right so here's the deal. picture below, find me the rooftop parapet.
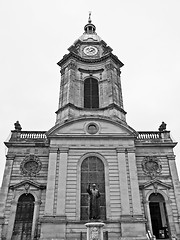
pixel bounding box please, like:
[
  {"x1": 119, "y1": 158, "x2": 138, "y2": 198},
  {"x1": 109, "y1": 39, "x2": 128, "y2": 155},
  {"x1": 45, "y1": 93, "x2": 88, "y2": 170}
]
[
  {"x1": 6, "y1": 131, "x2": 47, "y2": 145},
  {"x1": 136, "y1": 131, "x2": 173, "y2": 143}
]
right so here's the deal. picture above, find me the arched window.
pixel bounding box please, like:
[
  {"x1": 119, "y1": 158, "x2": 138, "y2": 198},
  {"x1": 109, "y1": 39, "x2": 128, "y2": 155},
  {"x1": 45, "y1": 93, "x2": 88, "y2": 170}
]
[
  {"x1": 84, "y1": 78, "x2": 99, "y2": 108},
  {"x1": 12, "y1": 194, "x2": 35, "y2": 240},
  {"x1": 81, "y1": 156, "x2": 106, "y2": 220},
  {"x1": 149, "y1": 193, "x2": 169, "y2": 239}
]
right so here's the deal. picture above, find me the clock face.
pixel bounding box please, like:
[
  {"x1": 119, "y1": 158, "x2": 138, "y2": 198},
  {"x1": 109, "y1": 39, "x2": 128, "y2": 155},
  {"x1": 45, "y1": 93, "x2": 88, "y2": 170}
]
[{"x1": 83, "y1": 46, "x2": 98, "y2": 56}]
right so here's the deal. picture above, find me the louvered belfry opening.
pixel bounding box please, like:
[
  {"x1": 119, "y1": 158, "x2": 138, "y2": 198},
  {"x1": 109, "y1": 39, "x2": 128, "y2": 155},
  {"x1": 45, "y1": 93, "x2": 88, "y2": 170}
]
[
  {"x1": 84, "y1": 78, "x2": 99, "y2": 109},
  {"x1": 80, "y1": 156, "x2": 106, "y2": 220},
  {"x1": 12, "y1": 194, "x2": 35, "y2": 240}
]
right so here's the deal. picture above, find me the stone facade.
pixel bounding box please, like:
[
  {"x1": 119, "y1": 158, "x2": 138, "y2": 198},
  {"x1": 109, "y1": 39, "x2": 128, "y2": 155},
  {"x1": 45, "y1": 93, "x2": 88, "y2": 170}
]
[{"x1": 0, "y1": 17, "x2": 180, "y2": 240}]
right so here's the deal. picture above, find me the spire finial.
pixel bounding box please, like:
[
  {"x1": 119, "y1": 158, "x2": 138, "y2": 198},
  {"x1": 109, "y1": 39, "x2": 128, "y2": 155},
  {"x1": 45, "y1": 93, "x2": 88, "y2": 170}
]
[{"x1": 88, "y1": 11, "x2": 92, "y2": 23}]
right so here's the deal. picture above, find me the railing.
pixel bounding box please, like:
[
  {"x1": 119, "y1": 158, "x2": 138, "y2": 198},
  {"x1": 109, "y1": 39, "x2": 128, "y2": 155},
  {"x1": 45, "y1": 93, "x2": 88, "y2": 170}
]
[
  {"x1": 9, "y1": 131, "x2": 47, "y2": 142},
  {"x1": 137, "y1": 131, "x2": 171, "y2": 142},
  {"x1": 137, "y1": 131, "x2": 160, "y2": 140},
  {"x1": 20, "y1": 131, "x2": 47, "y2": 139}
]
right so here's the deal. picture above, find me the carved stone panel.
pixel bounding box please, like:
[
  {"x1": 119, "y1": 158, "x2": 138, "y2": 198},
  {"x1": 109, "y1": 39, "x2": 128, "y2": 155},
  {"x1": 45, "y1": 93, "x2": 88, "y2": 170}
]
[
  {"x1": 142, "y1": 156, "x2": 162, "y2": 178},
  {"x1": 20, "y1": 155, "x2": 42, "y2": 177}
]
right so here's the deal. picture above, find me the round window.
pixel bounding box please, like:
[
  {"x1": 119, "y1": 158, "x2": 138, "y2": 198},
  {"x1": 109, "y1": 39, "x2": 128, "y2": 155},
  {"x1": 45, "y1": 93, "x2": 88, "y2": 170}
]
[{"x1": 87, "y1": 123, "x2": 98, "y2": 134}]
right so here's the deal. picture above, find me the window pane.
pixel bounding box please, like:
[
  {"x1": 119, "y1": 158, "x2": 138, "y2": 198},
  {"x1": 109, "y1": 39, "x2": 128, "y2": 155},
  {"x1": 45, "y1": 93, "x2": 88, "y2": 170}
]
[
  {"x1": 81, "y1": 206, "x2": 88, "y2": 220},
  {"x1": 97, "y1": 160, "x2": 103, "y2": 170},
  {"x1": 98, "y1": 183, "x2": 105, "y2": 193},
  {"x1": 89, "y1": 161, "x2": 96, "y2": 171},
  {"x1": 89, "y1": 172, "x2": 97, "y2": 183},
  {"x1": 81, "y1": 172, "x2": 88, "y2": 183},
  {"x1": 97, "y1": 172, "x2": 105, "y2": 182},
  {"x1": 81, "y1": 184, "x2": 88, "y2": 193},
  {"x1": 100, "y1": 194, "x2": 106, "y2": 206},
  {"x1": 81, "y1": 160, "x2": 88, "y2": 171},
  {"x1": 81, "y1": 194, "x2": 88, "y2": 206}
]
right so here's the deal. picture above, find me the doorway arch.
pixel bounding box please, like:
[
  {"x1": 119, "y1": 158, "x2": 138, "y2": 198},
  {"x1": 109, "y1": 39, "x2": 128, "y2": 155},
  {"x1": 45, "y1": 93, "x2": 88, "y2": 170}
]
[
  {"x1": 12, "y1": 193, "x2": 35, "y2": 240},
  {"x1": 149, "y1": 193, "x2": 169, "y2": 239}
]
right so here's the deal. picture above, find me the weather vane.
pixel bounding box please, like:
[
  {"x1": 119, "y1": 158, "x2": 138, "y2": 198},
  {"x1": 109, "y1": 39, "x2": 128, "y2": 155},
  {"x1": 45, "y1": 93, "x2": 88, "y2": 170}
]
[{"x1": 88, "y1": 11, "x2": 92, "y2": 23}]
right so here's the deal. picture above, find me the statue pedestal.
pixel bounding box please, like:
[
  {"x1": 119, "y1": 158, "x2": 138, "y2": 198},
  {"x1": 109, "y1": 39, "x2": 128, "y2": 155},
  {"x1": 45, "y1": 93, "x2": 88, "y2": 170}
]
[{"x1": 85, "y1": 222, "x2": 105, "y2": 240}]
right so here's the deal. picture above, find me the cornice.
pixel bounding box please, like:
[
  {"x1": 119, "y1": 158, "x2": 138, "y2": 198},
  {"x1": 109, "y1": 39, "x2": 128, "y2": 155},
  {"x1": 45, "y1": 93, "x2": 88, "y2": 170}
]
[
  {"x1": 9, "y1": 179, "x2": 46, "y2": 190},
  {"x1": 139, "y1": 179, "x2": 172, "y2": 190},
  {"x1": 57, "y1": 52, "x2": 124, "y2": 67},
  {"x1": 135, "y1": 142, "x2": 177, "y2": 148},
  {"x1": 56, "y1": 102, "x2": 127, "y2": 115},
  {"x1": 4, "y1": 141, "x2": 49, "y2": 148}
]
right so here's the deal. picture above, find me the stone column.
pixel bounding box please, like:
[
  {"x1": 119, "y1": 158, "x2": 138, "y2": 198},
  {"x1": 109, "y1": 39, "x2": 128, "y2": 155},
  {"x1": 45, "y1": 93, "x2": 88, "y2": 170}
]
[
  {"x1": 127, "y1": 148, "x2": 142, "y2": 215},
  {"x1": 85, "y1": 222, "x2": 105, "y2": 240},
  {"x1": 56, "y1": 148, "x2": 68, "y2": 217},
  {"x1": 0, "y1": 154, "x2": 14, "y2": 238},
  {"x1": 44, "y1": 148, "x2": 58, "y2": 215},
  {"x1": 116, "y1": 148, "x2": 130, "y2": 215}
]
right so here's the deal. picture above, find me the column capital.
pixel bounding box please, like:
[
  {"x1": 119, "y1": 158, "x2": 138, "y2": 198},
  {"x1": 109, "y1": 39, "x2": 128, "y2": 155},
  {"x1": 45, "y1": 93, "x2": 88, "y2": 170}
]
[
  {"x1": 167, "y1": 154, "x2": 176, "y2": 160},
  {"x1": 6, "y1": 154, "x2": 16, "y2": 160},
  {"x1": 116, "y1": 148, "x2": 125, "y2": 153},
  {"x1": 49, "y1": 147, "x2": 59, "y2": 153},
  {"x1": 58, "y1": 147, "x2": 69, "y2": 153},
  {"x1": 126, "y1": 147, "x2": 136, "y2": 153}
]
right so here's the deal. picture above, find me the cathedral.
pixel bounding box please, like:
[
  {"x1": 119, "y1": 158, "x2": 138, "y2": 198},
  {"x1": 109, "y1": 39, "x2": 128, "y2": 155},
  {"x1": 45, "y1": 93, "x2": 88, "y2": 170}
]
[{"x1": 0, "y1": 16, "x2": 180, "y2": 240}]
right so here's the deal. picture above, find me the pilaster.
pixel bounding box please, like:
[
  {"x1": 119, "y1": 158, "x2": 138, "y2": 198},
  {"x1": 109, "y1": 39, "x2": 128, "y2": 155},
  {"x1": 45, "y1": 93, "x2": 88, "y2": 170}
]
[
  {"x1": 0, "y1": 154, "x2": 15, "y2": 218},
  {"x1": 167, "y1": 155, "x2": 180, "y2": 226},
  {"x1": 116, "y1": 148, "x2": 130, "y2": 215},
  {"x1": 56, "y1": 148, "x2": 69, "y2": 217},
  {"x1": 105, "y1": 61, "x2": 114, "y2": 105},
  {"x1": 44, "y1": 148, "x2": 58, "y2": 215},
  {"x1": 127, "y1": 148, "x2": 142, "y2": 216}
]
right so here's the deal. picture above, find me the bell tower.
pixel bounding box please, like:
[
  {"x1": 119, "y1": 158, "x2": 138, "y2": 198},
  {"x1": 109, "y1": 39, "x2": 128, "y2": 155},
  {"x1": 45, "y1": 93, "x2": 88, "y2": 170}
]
[{"x1": 56, "y1": 14, "x2": 126, "y2": 124}]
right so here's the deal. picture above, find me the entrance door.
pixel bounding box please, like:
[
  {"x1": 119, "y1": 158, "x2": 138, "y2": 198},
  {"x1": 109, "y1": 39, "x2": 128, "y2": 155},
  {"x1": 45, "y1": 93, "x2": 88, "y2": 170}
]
[
  {"x1": 12, "y1": 194, "x2": 35, "y2": 240},
  {"x1": 149, "y1": 193, "x2": 169, "y2": 239}
]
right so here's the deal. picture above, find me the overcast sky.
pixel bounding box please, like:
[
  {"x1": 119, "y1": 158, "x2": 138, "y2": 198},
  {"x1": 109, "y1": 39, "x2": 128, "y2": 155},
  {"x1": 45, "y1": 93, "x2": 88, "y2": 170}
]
[{"x1": 0, "y1": 0, "x2": 180, "y2": 184}]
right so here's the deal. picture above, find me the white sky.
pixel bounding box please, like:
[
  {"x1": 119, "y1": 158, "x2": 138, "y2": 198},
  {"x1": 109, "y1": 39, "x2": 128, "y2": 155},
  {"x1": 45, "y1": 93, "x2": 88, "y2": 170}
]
[{"x1": 0, "y1": 0, "x2": 180, "y2": 184}]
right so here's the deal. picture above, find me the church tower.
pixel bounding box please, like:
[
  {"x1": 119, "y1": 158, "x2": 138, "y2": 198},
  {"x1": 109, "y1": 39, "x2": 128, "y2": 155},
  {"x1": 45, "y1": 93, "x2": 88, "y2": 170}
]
[
  {"x1": 56, "y1": 14, "x2": 126, "y2": 125},
  {"x1": 0, "y1": 16, "x2": 180, "y2": 240}
]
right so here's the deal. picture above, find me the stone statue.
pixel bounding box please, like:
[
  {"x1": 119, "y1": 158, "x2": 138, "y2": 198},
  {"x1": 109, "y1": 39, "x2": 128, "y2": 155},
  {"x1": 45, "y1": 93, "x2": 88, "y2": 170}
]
[
  {"x1": 87, "y1": 184, "x2": 101, "y2": 220},
  {"x1": 14, "y1": 121, "x2": 22, "y2": 131},
  {"x1": 158, "y1": 122, "x2": 166, "y2": 132}
]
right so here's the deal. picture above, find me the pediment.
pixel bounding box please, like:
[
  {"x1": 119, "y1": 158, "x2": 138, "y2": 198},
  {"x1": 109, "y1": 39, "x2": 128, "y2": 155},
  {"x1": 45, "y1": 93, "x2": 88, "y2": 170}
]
[
  {"x1": 46, "y1": 117, "x2": 137, "y2": 138},
  {"x1": 9, "y1": 180, "x2": 46, "y2": 190},
  {"x1": 139, "y1": 179, "x2": 172, "y2": 190}
]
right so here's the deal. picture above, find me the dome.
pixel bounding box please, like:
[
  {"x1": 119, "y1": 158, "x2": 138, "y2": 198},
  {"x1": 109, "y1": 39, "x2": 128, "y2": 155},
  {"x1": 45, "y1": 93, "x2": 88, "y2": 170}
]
[
  {"x1": 79, "y1": 33, "x2": 102, "y2": 42},
  {"x1": 78, "y1": 13, "x2": 102, "y2": 43}
]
